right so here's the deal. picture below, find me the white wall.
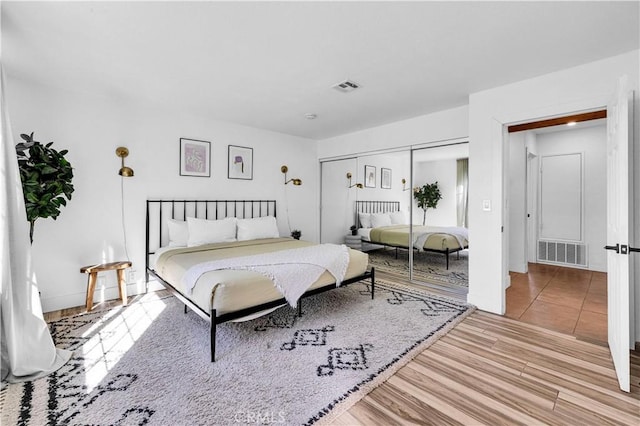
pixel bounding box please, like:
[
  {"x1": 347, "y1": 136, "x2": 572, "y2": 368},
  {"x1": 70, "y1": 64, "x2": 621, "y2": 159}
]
[
  {"x1": 508, "y1": 132, "x2": 527, "y2": 273},
  {"x1": 536, "y1": 125, "x2": 607, "y2": 272},
  {"x1": 413, "y1": 159, "x2": 457, "y2": 226},
  {"x1": 6, "y1": 76, "x2": 318, "y2": 313},
  {"x1": 318, "y1": 106, "x2": 469, "y2": 159},
  {"x1": 526, "y1": 133, "x2": 539, "y2": 263},
  {"x1": 468, "y1": 50, "x2": 639, "y2": 342}
]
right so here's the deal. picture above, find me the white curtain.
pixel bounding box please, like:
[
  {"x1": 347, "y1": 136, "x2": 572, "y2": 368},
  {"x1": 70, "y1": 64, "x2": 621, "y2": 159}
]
[
  {"x1": 0, "y1": 66, "x2": 72, "y2": 383},
  {"x1": 456, "y1": 158, "x2": 469, "y2": 228}
]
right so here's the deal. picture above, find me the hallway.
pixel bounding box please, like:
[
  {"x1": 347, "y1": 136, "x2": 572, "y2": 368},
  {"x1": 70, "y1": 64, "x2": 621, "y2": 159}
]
[{"x1": 506, "y1": 263, "x2": 607, "y2": 344}]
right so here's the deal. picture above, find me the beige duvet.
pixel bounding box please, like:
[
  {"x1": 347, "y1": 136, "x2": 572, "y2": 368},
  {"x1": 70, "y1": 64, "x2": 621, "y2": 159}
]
[
  {"x1": 369, "y1": 225, "x2": 468, "y2": 252},
  {"x1": 153, "y1": 238, "x2": 369, "y2": 317}
]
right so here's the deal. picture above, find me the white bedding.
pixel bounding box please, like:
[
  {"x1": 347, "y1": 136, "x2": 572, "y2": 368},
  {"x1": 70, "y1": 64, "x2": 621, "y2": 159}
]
[
  {"x1": 181, "y1": 244, "x2": 350, "y2": 307},
  {"x1": 357, "y1": 228, "x2": 371, "y2": 241},
  {"x1": 151, "y1": 238, "x2": 369, "y2": 317},
  {"x1": 412, "y1": 226, "x2": 468, "y2": 251}
]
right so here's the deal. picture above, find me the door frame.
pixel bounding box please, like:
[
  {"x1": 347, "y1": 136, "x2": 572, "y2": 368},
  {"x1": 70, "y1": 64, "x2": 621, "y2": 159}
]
[
  {"x1": 497, "y1": 94, "x2": 612, "y2": 314},
  {"x1": 499, "y1": 93, "x2": 636, "y2": 392}
]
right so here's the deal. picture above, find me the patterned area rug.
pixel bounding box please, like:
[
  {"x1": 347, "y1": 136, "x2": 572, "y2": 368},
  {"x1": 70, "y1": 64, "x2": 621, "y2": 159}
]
[
  {"x1": 1, "y1": 280, "x2": 473, "y2": 426},
  {"x1": 368, "y1": 248, "x2": 469, "y2": 289}
]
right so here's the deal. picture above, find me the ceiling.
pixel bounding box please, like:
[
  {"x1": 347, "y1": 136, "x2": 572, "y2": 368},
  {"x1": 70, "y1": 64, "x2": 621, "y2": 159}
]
[{"x1": 2, "y1": 1, "x2": 638, "y2": 140}]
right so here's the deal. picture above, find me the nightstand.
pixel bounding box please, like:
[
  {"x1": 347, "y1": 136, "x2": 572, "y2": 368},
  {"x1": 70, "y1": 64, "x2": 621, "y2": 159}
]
[{"x1": 344, "y1": 234, "x2": 362, "y2": 250}]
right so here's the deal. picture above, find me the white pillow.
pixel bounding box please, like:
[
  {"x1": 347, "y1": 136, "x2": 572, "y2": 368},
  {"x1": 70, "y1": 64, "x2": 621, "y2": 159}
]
[
  {"x1": 237, "y1": 216, "x2": 280, "y2": 241},
  {"x1": 389, "y1": 211, "x2": 406, "y2": 225},
  {"x1": 358, "y1": 213, "x2": 372, "y2": 229},
  {"x1": 186, "y1": 217, "x2": 237, "y2": 247},
  {"x1": 370, "y1": 213, "x2": 392, "y2": 228},
  {"x1": 167, "y1": 219, "x2": 189, "y2": 247}
]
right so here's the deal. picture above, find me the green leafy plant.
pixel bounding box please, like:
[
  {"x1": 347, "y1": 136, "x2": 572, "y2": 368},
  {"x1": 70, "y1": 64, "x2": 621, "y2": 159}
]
[
  {"x1": 15, "y1": 132, "x2": 74, "y2": 244},
  {"x1": 413, "y1": 181, "x2": 442, "y2": 225},
  {"x1": 291, "y1": 229, "x2": 302, "y2": 240}
]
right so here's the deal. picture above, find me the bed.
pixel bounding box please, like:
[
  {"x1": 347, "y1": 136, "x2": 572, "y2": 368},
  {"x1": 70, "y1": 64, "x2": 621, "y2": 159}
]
[
  {"x1": 145, "y1": 200, "x2": 375, "y2": 361},
  {"x1": 355, "y1": 200, "x2": 468, "y2": 269}
]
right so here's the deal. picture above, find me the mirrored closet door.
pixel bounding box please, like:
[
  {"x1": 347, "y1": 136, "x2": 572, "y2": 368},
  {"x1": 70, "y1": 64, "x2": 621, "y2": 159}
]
[
  {"x1": 410, "y1": 142, "x2": 469, "y2": 294},
  {"x1": 320, "y1": 150, "x2": 412, "y2": 278}
]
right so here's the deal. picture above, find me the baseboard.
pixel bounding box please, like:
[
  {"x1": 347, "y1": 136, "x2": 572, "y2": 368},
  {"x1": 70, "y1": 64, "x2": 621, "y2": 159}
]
[{"x1": 41, "y1": 281, "x2": 161, "y2": 313}]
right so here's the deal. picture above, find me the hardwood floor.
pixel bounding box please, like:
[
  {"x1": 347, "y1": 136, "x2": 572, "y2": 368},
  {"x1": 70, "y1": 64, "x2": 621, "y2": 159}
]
[
  {"x1": 43, "y1": 273, "x2": 639, "y2": 425},
  {"x1": 334, "y1": 310, "x2": 640, "y2": 425}
]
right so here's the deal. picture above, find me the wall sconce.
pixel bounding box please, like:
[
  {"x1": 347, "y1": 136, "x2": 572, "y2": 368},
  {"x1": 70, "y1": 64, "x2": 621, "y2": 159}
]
[
  {"x1": 347, "y1": 172, "x2": 363, "y2": 189},
  {"x1": 402, "y1": 178, "x2": 410, "y2": 191},
  {"x1": 281, "y1": 165, "x2": 302, "y2": 185},
  {"x1": 116, "y1": 147, "x2": 134, "y2": 177}
]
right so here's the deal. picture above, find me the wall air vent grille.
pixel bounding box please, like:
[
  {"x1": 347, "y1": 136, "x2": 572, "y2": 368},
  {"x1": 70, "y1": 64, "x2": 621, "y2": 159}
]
[
  {"x1": 332, "y1": 80, "x2": 360, "y2": 93},
  {"x1": 537, "y1": 240, "x2": 587, "y2": 268}
]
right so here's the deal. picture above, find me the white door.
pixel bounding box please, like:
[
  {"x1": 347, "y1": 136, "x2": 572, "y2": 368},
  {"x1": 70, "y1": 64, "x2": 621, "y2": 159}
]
[
  {"x1": 605, "y1": 75, "x2": 632, "y2": 392},
  {"x1": 320, "y1": 158, "x2": 357, "y2": 244}
]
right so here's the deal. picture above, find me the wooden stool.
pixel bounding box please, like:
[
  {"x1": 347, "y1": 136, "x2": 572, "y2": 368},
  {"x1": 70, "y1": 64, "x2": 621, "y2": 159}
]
[{"x1": 80, "y1": 261, "x2": 132, "y2": 311}]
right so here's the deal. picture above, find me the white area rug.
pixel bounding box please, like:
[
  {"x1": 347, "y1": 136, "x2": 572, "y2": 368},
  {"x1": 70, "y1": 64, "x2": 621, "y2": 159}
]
[{"x1": 1, "y1": 280, "x2": 473, "y2": 425}]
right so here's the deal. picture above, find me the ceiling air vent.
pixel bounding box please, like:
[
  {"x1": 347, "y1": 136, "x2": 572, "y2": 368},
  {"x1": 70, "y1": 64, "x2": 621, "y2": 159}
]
[{"x1": 332, "y1": 79, "x2": 360, "y2": 93}]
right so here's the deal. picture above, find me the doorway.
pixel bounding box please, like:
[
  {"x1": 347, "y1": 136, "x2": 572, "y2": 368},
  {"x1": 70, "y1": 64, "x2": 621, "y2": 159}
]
[{"x1": 505, "y1": 118, "x2": 608, "y2": 342}]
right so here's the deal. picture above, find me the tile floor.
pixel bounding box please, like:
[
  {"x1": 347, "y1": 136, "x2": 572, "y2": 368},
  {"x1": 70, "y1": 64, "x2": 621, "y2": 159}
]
[{"x1": 506, "y1": 262, "x2": 607, "y2": 343}]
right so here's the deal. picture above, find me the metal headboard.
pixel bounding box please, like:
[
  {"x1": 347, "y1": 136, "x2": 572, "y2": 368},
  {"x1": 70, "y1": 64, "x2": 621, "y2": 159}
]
[
  {"x1": 355, "y1": 200, "x2": 400, "y2": 227},
  {"x1": 145, "y1": 199, "x2": 277, "y2": 271}
]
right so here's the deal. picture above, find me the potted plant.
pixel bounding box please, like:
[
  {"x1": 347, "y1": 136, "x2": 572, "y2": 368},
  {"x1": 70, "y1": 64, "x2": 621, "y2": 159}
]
[
  {"x1": 350, "y1": 225, "x2": 358, "y2": 236},
  {"x1": 413, "y1": 181, "x2": 442, "y2": 226},
  {"x1": 15, "y1": 132, "x2": 74, "y2": 243},
  {"x1": 291, "y1": 229, "x2": 302, "y2": 240}
]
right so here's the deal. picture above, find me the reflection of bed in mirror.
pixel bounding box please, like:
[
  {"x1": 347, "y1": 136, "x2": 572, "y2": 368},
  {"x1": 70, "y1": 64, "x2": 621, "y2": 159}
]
[{"x1": 355, "y1": 200, "x2": 468, "y2": 269}]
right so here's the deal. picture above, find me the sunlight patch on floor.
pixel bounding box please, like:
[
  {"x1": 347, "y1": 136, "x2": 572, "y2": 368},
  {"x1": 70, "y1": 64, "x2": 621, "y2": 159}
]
[{"x1": 81, "y1": 293, "x2": 167, "y2": 392}]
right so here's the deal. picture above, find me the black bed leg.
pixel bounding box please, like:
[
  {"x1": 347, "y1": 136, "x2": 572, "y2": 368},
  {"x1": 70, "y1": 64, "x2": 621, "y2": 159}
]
[
  {"x1": 371, "y1": 267, "x2": 375, "y2": 299},
  {"x1": 184, "y1": 304, "x2": 188, "y2": 314},
  {"x1": 210, "y1": 308, "x2": 217, "y2": 362},
  {"x1": 446, "y1": 250, "x2": 450, "y2": 270}
]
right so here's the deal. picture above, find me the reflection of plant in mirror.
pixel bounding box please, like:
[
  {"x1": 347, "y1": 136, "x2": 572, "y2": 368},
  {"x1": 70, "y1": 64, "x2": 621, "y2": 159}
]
[{"x1": 413, "y1": 182, "x2": 442, "y2": 225}]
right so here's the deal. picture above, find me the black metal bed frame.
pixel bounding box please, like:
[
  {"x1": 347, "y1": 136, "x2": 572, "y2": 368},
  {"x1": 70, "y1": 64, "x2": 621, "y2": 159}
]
[
  {"x1": 355, "y1": 200, "x2": 467, "y2": 269},
  {"x1": 145, "y1": 199, "x2": 375, "y2": 362}
]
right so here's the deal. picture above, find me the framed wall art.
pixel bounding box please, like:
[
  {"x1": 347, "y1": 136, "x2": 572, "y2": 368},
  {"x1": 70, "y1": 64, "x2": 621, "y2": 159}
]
[
  {"x1": 180, "y1": 138, "x2": 211, "y2": 177},
  {"x1": 228, "y1": 145, "x2": 253, "y2": 180},
  {"x1": 364, "y1": 165, "x2": 376, "y2": 188},
  {"x1": 381, "y1": 168, "x2": 392, "y2": 189}
]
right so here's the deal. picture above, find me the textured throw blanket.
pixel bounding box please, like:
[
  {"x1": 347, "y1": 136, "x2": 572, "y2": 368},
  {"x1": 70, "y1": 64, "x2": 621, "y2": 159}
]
[
  {"x1": 413, "y1": 226, "x2": 468, "y2": 251},
  {"x1": 181, "y1": 244, "x2": 350, "y2": 307}
]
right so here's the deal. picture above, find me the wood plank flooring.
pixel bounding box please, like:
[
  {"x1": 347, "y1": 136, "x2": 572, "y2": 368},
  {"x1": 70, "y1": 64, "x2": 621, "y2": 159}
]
[{"x1": 333, "y1": 309, "x2": 640, "y2": 425}]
